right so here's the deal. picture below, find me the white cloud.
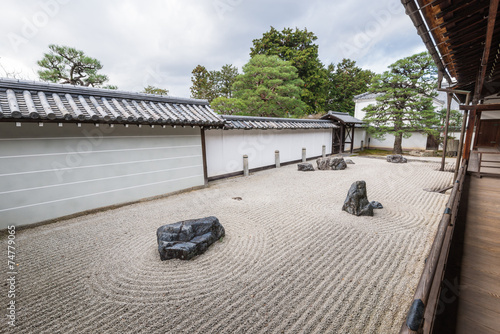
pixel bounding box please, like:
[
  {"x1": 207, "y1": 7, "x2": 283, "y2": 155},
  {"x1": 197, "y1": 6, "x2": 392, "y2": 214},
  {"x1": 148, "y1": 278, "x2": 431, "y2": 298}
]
[{"x1": 0, "y1": 0, "x2": 426, "y2": 97}]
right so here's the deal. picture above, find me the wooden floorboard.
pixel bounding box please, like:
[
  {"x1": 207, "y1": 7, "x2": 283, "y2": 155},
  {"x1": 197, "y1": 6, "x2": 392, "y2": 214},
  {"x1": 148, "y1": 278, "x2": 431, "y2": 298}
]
[{"x1": 455, "y1": 176, "x2": 500, "y2": 332}]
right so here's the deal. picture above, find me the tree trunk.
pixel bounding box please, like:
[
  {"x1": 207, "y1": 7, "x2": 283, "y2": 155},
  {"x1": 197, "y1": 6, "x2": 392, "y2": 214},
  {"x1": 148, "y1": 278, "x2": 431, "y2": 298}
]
[{"x1": 393, "y1": 133, "x2": 403, "y2": 154}]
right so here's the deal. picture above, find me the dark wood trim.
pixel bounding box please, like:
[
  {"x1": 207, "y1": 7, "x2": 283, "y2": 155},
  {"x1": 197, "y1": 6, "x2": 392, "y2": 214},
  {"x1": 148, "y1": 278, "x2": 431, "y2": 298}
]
[
  {"x1": 460, "y1": 103, "x2": 500, "y2": 111},
  {"x1": 200, "y1": 127, "x2": 208, "y2": 185}
]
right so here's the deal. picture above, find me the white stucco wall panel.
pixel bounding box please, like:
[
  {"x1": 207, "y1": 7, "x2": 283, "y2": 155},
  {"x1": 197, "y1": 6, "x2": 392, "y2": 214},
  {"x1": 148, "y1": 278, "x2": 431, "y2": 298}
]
[
  {"x1": 0, "y1": 123, "x2": 204, "y2": 228},
  {"x1": 206, "y1": 129, "x2": 333, "y2": 177}
]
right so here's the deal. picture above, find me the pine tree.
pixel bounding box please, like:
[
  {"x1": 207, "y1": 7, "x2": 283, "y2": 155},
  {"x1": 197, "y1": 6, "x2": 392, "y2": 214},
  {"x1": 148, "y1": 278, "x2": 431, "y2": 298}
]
[{"x1": 363, "y1": 52, "x2": 439, "y2": 154}]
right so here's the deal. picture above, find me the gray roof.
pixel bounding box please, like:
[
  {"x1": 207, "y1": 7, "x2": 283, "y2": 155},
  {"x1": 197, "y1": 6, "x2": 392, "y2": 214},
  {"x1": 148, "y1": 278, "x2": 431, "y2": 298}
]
[
  {"x1": 353, "y1": 92, "x2": 383, "y2": 100},
  {"x1": 0, "y1": 78, "x2": 224, "y2": 127},
  {"x1": 222, "y1": 115, "x2": 338, "y2": 130},
  {"x1": 320, "y1": 111, "x2": 364, "y2": 125}
]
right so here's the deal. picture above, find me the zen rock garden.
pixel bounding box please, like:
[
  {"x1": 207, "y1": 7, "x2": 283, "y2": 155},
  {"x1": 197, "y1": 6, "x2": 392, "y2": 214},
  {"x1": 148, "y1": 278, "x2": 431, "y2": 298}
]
[
  {"x1": 157, "y1": 216, "x2": 225, "y2": 260},
  {"x1": 387, "y1": 154, "x2": 407, "y2": 163},
  {"x1": 342, "y1": 181, "x2": 383, "y2": 216},
  {"x1": 316, "y1": 157, "x2": 347, "y2": 170}
]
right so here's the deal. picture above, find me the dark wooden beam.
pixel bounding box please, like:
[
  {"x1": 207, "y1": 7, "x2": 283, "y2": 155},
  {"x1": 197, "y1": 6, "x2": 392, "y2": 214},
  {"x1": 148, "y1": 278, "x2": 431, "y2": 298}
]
[
  {"x1": 472, "y1": 0, "x2": 499, "y2": 103},
  {"x1": 460, "y1": 103, "x2": 500, "y2": 111}
]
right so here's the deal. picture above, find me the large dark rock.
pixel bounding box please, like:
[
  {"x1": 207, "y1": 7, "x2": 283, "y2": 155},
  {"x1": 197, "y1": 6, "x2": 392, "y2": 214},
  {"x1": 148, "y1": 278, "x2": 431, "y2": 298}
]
[
  {"x1": 387, "y1": 155, "x2": 407, "y2": 163},
  {"x1": 342, "y1": 181, "x2": 374, "y2": 216},
  {"x1": 297, "y1": 163, "x2": 315, "y2": 171},
  {"x1": 316, "y1": 157, "x2": 347, "y2": 170},
  {"x1": 157, "y1": 216, "x2": 225, "y2": 260}
]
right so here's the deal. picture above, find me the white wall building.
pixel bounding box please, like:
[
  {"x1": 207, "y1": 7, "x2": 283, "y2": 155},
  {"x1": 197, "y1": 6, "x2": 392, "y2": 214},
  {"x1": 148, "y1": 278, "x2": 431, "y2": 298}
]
[{"x1": 352, "y1": 92, "x2": 454, "y2": 151}]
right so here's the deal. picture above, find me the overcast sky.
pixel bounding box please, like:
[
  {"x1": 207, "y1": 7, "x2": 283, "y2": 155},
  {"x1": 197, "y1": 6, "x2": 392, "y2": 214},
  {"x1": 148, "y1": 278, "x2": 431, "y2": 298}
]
[{"x1": 1, "y1": 0, "x2": 426, "y2": 97}]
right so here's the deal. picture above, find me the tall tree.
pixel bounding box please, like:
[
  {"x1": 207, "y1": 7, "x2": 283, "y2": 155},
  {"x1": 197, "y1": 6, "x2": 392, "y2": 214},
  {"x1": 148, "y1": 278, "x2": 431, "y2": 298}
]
[
  {"x1": 37, "y1": 44, "x2": 116, "y2": 89},
  {"x1": 142, "y1": 85, "x2": 169, "y2": 96},
  {"x1": 363, "y1": 52, "x2": 439, "y2": 154},
  {"x1": 211, "y1": 55, "x2": 307, "y2": 117},
  {"x1": 190, "y1": 65, "x2": 214, "y2": 101},
  {"x1": 218, "y1": 64, "x2": 238, "y2": 98},
  {"x1": 250, "y1": 27, "x2": 328, "y2": 114},
  {"x1": 326, "y1": 59, "x2": 375, "y2": 115},
  {"x1": 190, "y1": 64, "x2": 238, "y2": 102}
]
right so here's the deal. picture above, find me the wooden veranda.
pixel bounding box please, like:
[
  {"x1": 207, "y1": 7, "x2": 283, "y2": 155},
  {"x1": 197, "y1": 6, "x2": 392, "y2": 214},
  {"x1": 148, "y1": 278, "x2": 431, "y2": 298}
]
[{"x1": 401, "y1": 0, "x2": 500, "y2": 333}]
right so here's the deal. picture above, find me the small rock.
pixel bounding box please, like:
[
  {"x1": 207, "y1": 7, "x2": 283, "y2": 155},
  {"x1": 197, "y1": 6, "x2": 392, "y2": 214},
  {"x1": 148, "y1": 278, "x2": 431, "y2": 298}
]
[
  {"x1": 370, "y1": 201, "x2": 383, "y2": 209},
  {"x1": 387, "y1": 155, "x2": 407, "y2": 163},
  {"x1": 297, "y1": 163, "x2": 315, "y2": 171},
  {"x1": 342, "y1": 181, "x2": 374, "y2": 216},
  {"x1": 232, "y1": 197, "x2": 242, "y2": 201},
  {"x1": 345, "y1": 159, "x2": 355, "y2": 164},
  {"x1": 316, "y1": 157, "x2": 347, "y2": 170}
]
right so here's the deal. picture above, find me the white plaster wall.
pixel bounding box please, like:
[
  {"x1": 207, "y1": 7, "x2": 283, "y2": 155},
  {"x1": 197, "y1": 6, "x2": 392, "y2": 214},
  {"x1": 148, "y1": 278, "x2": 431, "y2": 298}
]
[
  {"x1": 365, "y1": 132, "x2": 428, "y2": 150},
  {"x1": 205, "y1": 129, "x2": 333, "y2": 177},
  {"x1": 354, "y1": 99, "x2": 374, "y2": 121},
  {"x1": 0, "y1": 123, "x2": 204, "y2": 228}
]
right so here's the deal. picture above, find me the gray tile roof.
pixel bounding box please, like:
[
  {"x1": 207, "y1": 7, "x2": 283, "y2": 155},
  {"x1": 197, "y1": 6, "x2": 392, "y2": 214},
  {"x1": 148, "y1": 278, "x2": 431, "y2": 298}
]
[
  {"x1": 321, "y1": 111, "x2": 364, "y2": 125},
  {"x1": 353, "y1": 92, "x2": 383, "y2": 100},
  {"x1": 222, "y1": 115, "x2": 338, "y2": 130},
  {"x1": 0, "y1": 78, "x2": 224, "y2": 127}
]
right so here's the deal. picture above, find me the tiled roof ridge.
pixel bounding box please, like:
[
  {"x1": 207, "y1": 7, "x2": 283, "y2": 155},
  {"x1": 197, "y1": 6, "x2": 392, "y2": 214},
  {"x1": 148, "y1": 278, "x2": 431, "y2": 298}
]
[{"x1": 0, "y1": 77, "x2": 208, "y2": 105}]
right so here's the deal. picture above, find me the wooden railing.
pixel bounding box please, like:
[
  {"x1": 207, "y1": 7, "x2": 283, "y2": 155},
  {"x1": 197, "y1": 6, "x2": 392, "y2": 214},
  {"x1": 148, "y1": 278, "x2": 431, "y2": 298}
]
[
  {"x1": 477, "y1": 149, "x2": 500, "y2": 177},
  {"x1": 400, "y1": 159, "x2": 468, "y2": 333}
]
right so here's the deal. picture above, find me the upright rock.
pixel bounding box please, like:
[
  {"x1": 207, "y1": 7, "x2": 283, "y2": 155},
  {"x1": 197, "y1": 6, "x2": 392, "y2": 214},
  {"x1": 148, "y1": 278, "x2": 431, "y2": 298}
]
[
  {"x1": 342, "y1": 181, "x2": 374, "y2": 216},
  {"x1": 157, "y1": 216, "x2": 225, "y2": 260},
  {"x1": 387, "y1": 155, "x2": 407, "y2": 163},
  {"x1": 316, "y1": 157, "x2": 347, "y2": 170}
]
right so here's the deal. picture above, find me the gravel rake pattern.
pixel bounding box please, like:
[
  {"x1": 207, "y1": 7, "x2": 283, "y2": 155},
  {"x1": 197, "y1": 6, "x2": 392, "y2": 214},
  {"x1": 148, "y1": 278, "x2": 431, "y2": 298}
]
[{"x1": 3, "y1": 158, "x2": 453, "y2": 333}]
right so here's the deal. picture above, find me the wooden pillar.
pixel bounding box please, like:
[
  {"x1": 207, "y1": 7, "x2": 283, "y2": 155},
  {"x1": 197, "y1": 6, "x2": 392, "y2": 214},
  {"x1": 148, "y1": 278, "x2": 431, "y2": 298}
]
[
  {"x1": 440, "y1": 93, "x2": 452, "y2": 171},
  {"x1": 463, "y1": 108, "x2": 477, "y2": 160},
  {"x1": 340, "y1": 124, "x2": 345, "y2": 153},
  {"x1": 472, "y1": 111, "x2": 482, "y2": 148},
  {"x1": 350, "y1": 125, "x2": 355, "y2": 154},
  {"x1": 200, "y1": 127, "x2": 208, "y2": 185},
  {"x1": 454, "y1": 109, "x2": 468, "y2": 181}
]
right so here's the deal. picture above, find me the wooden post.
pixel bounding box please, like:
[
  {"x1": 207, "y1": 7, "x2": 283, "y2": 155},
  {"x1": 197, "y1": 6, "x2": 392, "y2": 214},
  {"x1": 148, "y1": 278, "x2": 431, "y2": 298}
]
[
  {"x1": 472, "y1": 111, "x2": 482, "y2": 148},
  {"x1": 200, "y1": 127, "x2": 208, "y2": 185},
  {"x1": 340, "y1": 125, "x2": 345, "y2": 153},
  {"x1": 463, "y1": 108, "x2": 477, "y2": 160},
  {"x1": 243, "y1": 155, "x2": 249, "y2": 176},
  {"x1": 275, "y1": 150, "x2": 280, "y2": 168},
  {"x1": 440, "y1": 93, "x2": 452, "y2": 171},
  {"x1": 350, "y1": 125, "x2": 355, "y2": 154},
  {"x1": 302, "y1": 147, "x2": 306, "y2": 162},
  {"x1": 454, "y1": 110, "x2": 468, "y2": 181},
  {"x1": 322, "y1": 145, "x2": 326, "y2": 158}
]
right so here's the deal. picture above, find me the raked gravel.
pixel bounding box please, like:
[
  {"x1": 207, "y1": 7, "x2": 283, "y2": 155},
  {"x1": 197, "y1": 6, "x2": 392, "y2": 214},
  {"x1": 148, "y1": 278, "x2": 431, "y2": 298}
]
[{"x1": 1, "y1": 157, "x2": 454, "y2": 334}]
